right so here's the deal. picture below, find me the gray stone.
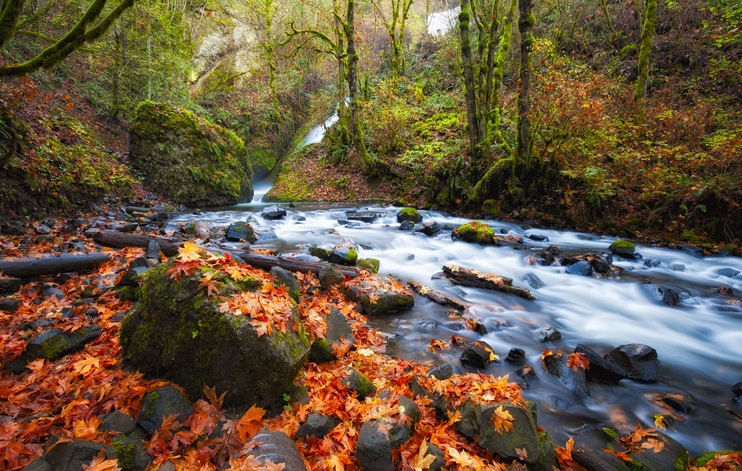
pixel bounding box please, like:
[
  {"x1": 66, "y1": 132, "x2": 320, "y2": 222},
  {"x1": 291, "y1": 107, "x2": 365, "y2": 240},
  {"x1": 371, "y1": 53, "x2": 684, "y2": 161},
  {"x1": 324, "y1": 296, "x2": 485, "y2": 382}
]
[
  {"x1": 630, "y1": 430, "x2": 689, "y2": 471},
  {"x1": 101, "y1": 411, "x2": 138, "y2": 434},
  {"x1": 414, "y1": 221, "x2": 441, "y2": 236},
  {"x1": 460, "y1": 340, "x2": 497, "y2": 369},
  {"x1": 539, "y1": 326, "x2": 561, "y2": 342},
  {"x1": 641, "y1": 284, "x2": 681, "y2": 307},
  {"x1": 356, "y1": 419, "x2": 411, "y2": 471},
  {"x1": 118, "y1": 267, "x2": 150, "y2": 288},
  {"x1": 427, "y1": 361, "x2": 453, "y2": 380},
  {"x1": 270, "y1": 266, "x2": 301, "y2": 302},
  {"x1": 111, "y1": 433, "x2": 153, "y2": 471},
  {"x1": 344, "y1": 275, "x2": 414, "y2": 315},
  {"x1": 574, "y1": 344, "x2": 625, "y2": 384},
  {"x1": 42, "y1": 438, "x2": 117, "y2": 471},
  {"x1": 543, "y1": 353, "x2": 590, "y2": 399},
  {"x1": 341, "y1": 368, "x2": 377, "y2": 400},
  {"x1": 262, "y1": 205, "x2": 287, "y2": 220},
  {"x1": 137, "y1": 385, "x2": 194, "y2": 435},
  {"x1": 0, "y1": 297, "x2": 21, "y2": 312},
  {"x1": 589, "y1": 254, "x2": 612, "y2": 274},
  {"x1": 328, "y1": 241, "x2": 358, "y2": 265},
  {"x1": 296, "y1": 412, "x2": 341, "y2": 440},
  {"x1": 9, "y1": 324, "x2": 102, "y2": 373},
  {"x1": 571, "y1": 425, "x2": 629, "y2": 471},
  {"x1": 505, "y1": 348, "x2": 526, "y2": 365},
  {"x1": 604, "y1": 343, "x2": 659, "y2": 383},
  {"x1": 347, "y1": 210, "x2": 385, "y2": 223},
  {"x1": 716, "y1": 267, "x2": 740, "y2": 278},
  {"x1": 146, "y1": 241, "x2": 162, "y2": 260},
  {"x1": 0, "y1": 277, "x2": 23, "y2": 294},
  {"x1": 609, "y1": 240, "x2": 636, "y2": 258},
  {"x1": 398, "y1": 220, "x2": 415, "y2": 231},
  {"x1": 225, "y1": 221, "x2": 256, "y2": 242},
  {"x1": 247, "y1": 429, "x2": 307, "y2": 470},
  {"x1": 399, "y1": 395, "x2": 420, "y2": 423},
  {"x1": 309, "y1": 308, "x2": 356, "y2": 363},
  {"x1": 567, "y1": 260, "x2": 594, "y2": 276},
  {"x1": 319, "y1": 265, "x2": 344, "y2": 290}
]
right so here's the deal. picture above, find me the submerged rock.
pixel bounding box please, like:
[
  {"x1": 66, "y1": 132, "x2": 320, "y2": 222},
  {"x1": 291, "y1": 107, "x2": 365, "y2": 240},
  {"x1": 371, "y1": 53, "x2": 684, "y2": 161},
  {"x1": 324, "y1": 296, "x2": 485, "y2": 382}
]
[{"x1": 262, "y1": 205, "x2": 287, "y2": 220}]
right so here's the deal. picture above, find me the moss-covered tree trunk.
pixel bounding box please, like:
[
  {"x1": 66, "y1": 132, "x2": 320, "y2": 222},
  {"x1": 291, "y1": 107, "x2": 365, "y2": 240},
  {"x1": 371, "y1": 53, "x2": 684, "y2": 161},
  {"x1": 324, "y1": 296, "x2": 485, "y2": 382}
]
[
  {"x1": 345, "y1": 0, "x2": 373, "y2": 172},
  {"x1": 516, "y1": 0, "x2": 534, "y2": 166},
  {"x1": 635, "y1": 0, "x2": 656, "y2": 99},
  {"x1": 459, "y1": 0, "x2": 480, "y2": 158}
]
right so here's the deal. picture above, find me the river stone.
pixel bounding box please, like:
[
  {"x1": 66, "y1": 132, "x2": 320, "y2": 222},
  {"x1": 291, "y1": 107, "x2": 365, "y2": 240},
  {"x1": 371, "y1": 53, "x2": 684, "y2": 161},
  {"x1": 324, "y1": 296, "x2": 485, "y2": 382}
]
[
  {"x1": 247, "y1": 428, "x2": 307, "y2": 471},
  {"x1": 524, "y1": 273, "x2": 545, "y2": 289},
  {"x1": 146, "y1": 240, "x2": 162, "y2": 260},
  {"x1": 539, "y1": 245, "x2": 561, "y2": 265},
  {"x1": 397, "y1": 207, "x2": 423, "y2": 223},
  {"x1": 732, "y1": 382, "x2": 742, "y2": 396},
  {"x1": 588, "y1": 254, "x2": 612, "y2": 274},
  {"x1": 1, "y1": 221, "x2": 27, "y2": 235},
  {"x1": 270, "y1": 266, "x2": 300, "y2": 302},
  {"x1": 35, "y1": 438, "x2": 117, "y2": 471},
  {"x1": 641, "y1": 284, "x2": 681, "y2": 306},
  {"x1": 137, "y1": 385, "x2": 194, "y2": 435},
  {"x1": 129, "y1": 101, "x2": 253, "y2": 207},
  {"x1": 0, "y1": 297, "x2": 21, "y2": 312},
  {"x1": 296, "y1": 412, "x2": 341, "y2": 439},
  {"x1": 225, "y1": 221, "x2": 256, "y2": 242},
  {"x1": 398, "y1": 220, "x2": 415, "y2": 231},
  {"x1": 716, "y1": 267, "x2": 740, "y2": 278},
  {"x1": 570, "y1": 424, "x2": 629, "y2": 471},
  {"x1": 101, "y1": 411, "x2": 138, "y2": 435},
  {"x1": 309, "y1": 246, "x2": 331, "y2": 260},
  {"x1": 0, "y1": 277, "x2": 23, "y2": 294},
  {"x1": 414, "y1": 221, "x2": 441, "y2": 236},
  {"x1": 460, "y1": 340, "x2": 497, "y2": 369},
  {"x1": 505, "y1": 348, "x2": 526, "y2": 365},
  {"x1": 609, "y1": 239, "x2": 636, "y2": 258},
  {"x1": 120, "y1": 261, "x2": 310, "y2": 409},
  {"x1": 341, "y1": 368, "x2": 377, "y2": 400},
  {"x1": 356, "y1": 421, "x2": 403, "y2": 471},
  {"x1": 262, "y1": 205, "x2": 287, "y2": 220},
  {"x1": 629, "y1": 430, "x2": 690, "y2": 471},
  {"x1": 604, "y1": 343, "x2": 659, "y2": 383},
  {"x1": 9, "y1": 324, "x2": 103, "y2": 373},
  {"x1": 528, "y1": 233, "x2": 549, "y2": 242},
  {"x1": 309, "y1": 307, "x2": 356, "y2": 363},
  {"x1": 516, "y1": 365, "x2": 538, "y2": 381},
  {"x1": 344, "y1": 275, "x2": 414, "y2": 315},
  {"x1": 319, "y1": 265, "x2": 344, "y2": 290},
  {"x1": 427, "y1": 360, "x2": 453, "y2": 380},
  {"x1": 574, "y1": 344, "x2": 625, "y2": 384},
  {"x1": 328, "y1": 241, "x2": 358, "y2": 265},
  {"x1": 456, "y1": 401, "x2": 544, "y2": 465},
  {"x1": 119, "y1": 266, "x2": 150, "y2": 288},
  {"x1": 192, "y1": 221, "x2": 211, "y2": 239},
  {"x1": 357, "y1": 257, "x2": 380, "y2": 273},
  {"x1": 455, "y1": 221, "x2": 494, "y2": 243},
  {"x1": 539, "y1": 326, "x2": 561, "y2": 342},
  {"x1": 543, "y1": 353, "x2": 589, "y2": 399},
  {"x1": 346, "y1": 210, "x2": 384, "y2": 223}
]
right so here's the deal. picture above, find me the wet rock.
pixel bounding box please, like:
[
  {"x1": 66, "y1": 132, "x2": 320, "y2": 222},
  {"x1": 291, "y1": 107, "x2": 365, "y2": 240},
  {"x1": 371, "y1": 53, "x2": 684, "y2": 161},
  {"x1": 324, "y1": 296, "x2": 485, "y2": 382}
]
[
  {"x1": 539, "y1": 245, "x2": 561, "y2": 265},
  {"x1": 225, "y1": 221, "x2": 256, "y2": 242},
  {"x1": 0, "y1": 297, "x2": 21, "y2": 312},
  {"x1": 455, "y1": 221, "x2": 494, "y2": 244},
  {"x1": 255, "y1": 228, "x2": 277, "y2": 241},
  {"x1": 0, "y1": 277, "x2": 23, "y2": 294},
  {"x1": 32, "y1": 438, "x2": 117, "y2": 471},
  {"x1": 396, "y1": 207, "x2": 423, "y2": 223},
  {"x1": 677, "y1": 244, "x2": 704, "y2": 258},
  {"x1": 630, "y1": 430, "x2": 690, "y2": 471},
  {"x1": 270, "y1": 266, "x2": 300, "y2": 302},
  {"x1": 296, "y1": 412, "x2": 341, "y2": 439},
  {"x1": 567, "y1": 260, "x2": 594, "y2": 276},
  {"x1": 574, "y1": 344, "x2": 625, "y2": 384},
  {"x1": 101, "y1": 411, "x2": 138, "y2": 434},
  {"x1": 146, "y1": 240, "x2": 162, "y2": 260},
  {"x1": 399, "y1": 396, "x2": 421, "y2": 423},
  {"x1": 570, "y1": 424, "x2": 629, "y2": 471},
  {"x1": 716, "y1": 267, "x2": 740, "y2": 279},
  {"x1": 456, "y1": 401, "x2": 547, "y2": 465},
  {"x1": 543, "y1": 353, "x2": 589, "y2": 399},
  {"x1": 42, "y1": 287, "x2": 65, "y2": 300},
  {"x1": 609, "y1": 239, "x2": 636, "y2": 258},
  {"x1": 589, "y1": 254, "x2": 612, "y2": 274},
  {"x1": 418, "y1": 442, "x2": 447, "y2": 471},
  {"x1": 2, "y1": 221, "x2": 27, "y2": 235},
  {"x1": 309, "y1": 246, "x2": 330, "y2": 260},
  {"x1": 328, "y1": 241, "x2": 358, "y2": 265},
  {"x1": 357, "y1": 257, "x2": 380, "y2": 273},
  {"x1": 318, "y1": 266, "x2": 344, "y2": 290},
  {"x1": 460, "y1": 341, "x2": 497, "y2": 369},
  {"x1": 346, "y1": 210, "x2": 384, "y2": 223},
  {"x1": 528, "y1": 233, "x2": 549, "y2": 242},
  {"x1": 732, "y1": 381, "x2": 742, "y2": 397},
  {"x1": 137, "y1": 385, "x2": 194, "y2": 435},
  {"x1": 8, "y1": 324, "x2": 102, "y2": 373},
  {"x1": 427, "y1": 360, "x2": 453, "y2": 380},
  {"x1": 247, "y1": 428, "x2": 307, "y2": 471},
  {"x1": 660, "y1": 395, "x2": 691, "y2": 414},
  {"x1": 119, "y1": 266, "x2": 149, "y2": 288},
  {"x1": 344, "y1": 275, "x2": 414, "y2": 315},
  {"x1": 341, "y1": 368, "x2": 377, "y2": 400},
  {"x1": 111, "y1": 433, "x2": 152, "y2": 471},
  {"x1": 604, "y1": 343, "x2": 659, "y2": 383},
  {"x1": 414, "y1": 221, "x2": 441, "y2": 236},
  {"x1": 641, "y1": 284, "x2": 681, "y2": 307},
  {"x1": 357, "y1": 420, "x2": 408, "y2": 471},
  {"x1": 262, "y1": 205, "x2": 287, "y2": 220},
  {"x1": 309, "y1": 307, "x2": 356, "y2": 363},
  {"x1": 524, "y1": 273, "x2": 545, "y2": 289},
  {"x1": 505, "y1": 348, "x2": 526, "y2": 365},
  {"x1": 516, "y1": 365, "x2": 537, "y2": 380},
  {"x1": 398, "y1": 220, "x2": 415, "y2": 231},
  {"x1": 539, "y1": 326, "x2": 561, "y2": 342}
]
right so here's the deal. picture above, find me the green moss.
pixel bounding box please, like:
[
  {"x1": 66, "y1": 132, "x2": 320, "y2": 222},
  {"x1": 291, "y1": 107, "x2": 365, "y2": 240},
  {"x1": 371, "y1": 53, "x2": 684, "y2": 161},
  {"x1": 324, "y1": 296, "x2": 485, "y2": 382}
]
[
  {"x1": 357, "y1": 258, "x2": 380, "y2": 273},
  {"x1": 112, "y1": 439, "x2": 137, "y2": 471},
  {"x1": 140, "y1": 391, "x2": 159, "y2": 420},
  {"x1": 609, "y1": 239, "x2": 636, "y2": 255},
  {"x1": 346, "y1": 247, "x2": 358, "y2": 263},
  {"x1": 355, "y1": 370, "x2": 375, "y2": 397},
  {"x1": 626, "y1": 460, "x2": 651, "y2": 471},
  {"x1": 456, "y1": 221, "x2": 494, "y2": 244},
  {"x1": 398, "y1": 207, "x2": 421, "y2": 221},
  {"x1": 309, "y1": 247, "x2": 331, "y2": 260}
]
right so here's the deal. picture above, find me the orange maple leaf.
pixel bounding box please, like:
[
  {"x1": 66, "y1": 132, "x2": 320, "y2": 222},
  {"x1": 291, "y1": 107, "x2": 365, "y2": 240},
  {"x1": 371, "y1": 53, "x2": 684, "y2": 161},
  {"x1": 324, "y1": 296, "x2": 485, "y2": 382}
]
[
  {"x1": 82, "y1": 449, "x2": 120, "y2": 471},
  {"x1": 73, "y1": 355, "x2": 100, "y2": 377},
  {"x1": 234, "y1": 405, "x2": 266, "y2": 444},
  {"x1": 413, "y1": 440, "x2": 437, "y2": 471},
  {"x1": 567, "y1": 352, "x2": 590, "y2": 371},
  {"x1": 490, "y1": 405, "x2": 514, "y2": 434},
  {"x1": 640, "y1": 438, "x2": 665, "y2": 453},
  {"x1": 445, "y1": 446, "x2": 483, "y2": 470},
  {"x1": 177, "y1": 241, "x2": 202, "y2": 262},
  {"x1": 428, "y1": 339, "x2": 448, "y2": 353},
  {"x1": 73, "y1": 416, "x2": 102, "y2": 440}
]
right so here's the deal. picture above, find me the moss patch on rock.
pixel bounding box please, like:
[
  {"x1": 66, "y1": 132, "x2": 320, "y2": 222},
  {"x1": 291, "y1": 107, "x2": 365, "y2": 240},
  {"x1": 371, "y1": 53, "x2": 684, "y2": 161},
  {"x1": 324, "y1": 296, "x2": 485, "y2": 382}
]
[{"x1": 456, "y1": 221, "x2": 495, "y2": 244}]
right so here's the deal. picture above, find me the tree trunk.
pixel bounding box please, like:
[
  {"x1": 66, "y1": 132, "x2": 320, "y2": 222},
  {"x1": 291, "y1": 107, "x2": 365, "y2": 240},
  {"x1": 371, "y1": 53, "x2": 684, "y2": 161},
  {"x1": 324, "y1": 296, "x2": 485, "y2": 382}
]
[
  {"x1": 517, "y1": 0, "x2": 534, "y2": 166},
  {"x1": 635, "y1": 0, "x2": 656, "y2": 99},
  {"x1": 89, "y1": 229, "x2": 184, "y2": 257},
  {"x1": 0, "y1": 253, "x2": 112, "y2": 278},
  {"x1": 237, "y1": 252, "x2": 360, "y2": 278},
  {"x1": 459, "y1": 0, "x2": 479, "y2": 158}
]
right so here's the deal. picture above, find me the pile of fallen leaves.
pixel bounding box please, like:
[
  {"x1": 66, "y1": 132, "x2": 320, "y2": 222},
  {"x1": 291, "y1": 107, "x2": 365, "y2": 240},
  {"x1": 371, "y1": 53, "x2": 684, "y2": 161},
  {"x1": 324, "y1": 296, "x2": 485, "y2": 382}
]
[{"x1": 2, "y1": 222, "x2": 741, "y2": 470}]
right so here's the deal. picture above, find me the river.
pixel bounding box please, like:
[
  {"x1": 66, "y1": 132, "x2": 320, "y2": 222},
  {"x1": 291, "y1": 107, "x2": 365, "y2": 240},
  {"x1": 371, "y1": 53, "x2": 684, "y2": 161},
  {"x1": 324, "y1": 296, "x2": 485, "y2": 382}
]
[{"x1": 173, "y1": 202, "x2": 742, "y2": 454}]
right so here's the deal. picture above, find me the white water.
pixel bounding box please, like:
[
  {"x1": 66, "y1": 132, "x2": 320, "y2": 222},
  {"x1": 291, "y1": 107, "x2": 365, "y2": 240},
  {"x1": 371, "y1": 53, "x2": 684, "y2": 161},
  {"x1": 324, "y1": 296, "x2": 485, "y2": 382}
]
[
  {"x1": 427, "y1": 7, "x2": 460, "y2": 36},
  {"x1": 173, "y1": 205, "x2": 742, "y2": 453},
  {"x1": 300, "y1": 110, "x2": 340, "y2": 148}
]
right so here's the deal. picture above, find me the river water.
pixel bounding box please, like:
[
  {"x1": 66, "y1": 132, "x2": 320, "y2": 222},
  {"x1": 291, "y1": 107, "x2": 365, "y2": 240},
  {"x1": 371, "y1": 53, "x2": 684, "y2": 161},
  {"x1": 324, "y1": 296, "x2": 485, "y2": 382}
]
[{"x1": 173, "y1": 203, "x2": 742, "y2": 454}]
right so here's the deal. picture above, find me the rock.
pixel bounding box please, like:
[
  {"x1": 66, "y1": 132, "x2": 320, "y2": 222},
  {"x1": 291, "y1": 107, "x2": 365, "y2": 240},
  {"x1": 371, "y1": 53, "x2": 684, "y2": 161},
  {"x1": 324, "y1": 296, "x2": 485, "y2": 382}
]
[
  {"x1": 225, "y1": 221, "x2": 256, "y2": 242},
  {"x1": 347, "y1": 210, "x2": 385, "y2": 223},
  {"x1": 543, "y1": 353, "x2": 590, "y2": 399},
  {"x1": 36, "y1": 438, "x2": 117, "y2": 471},
  {"x1": 118, "y1": 266, "x2": 149, "y2": 288},
  {"x1": 524, "y1": 273, "x2": 545, "y2": 289},
  {"x1": 357, "y1": 257, "x2": 380, "y2": 273},
  {"x1": 42, "y1": 287, "x2": 65, "y2": 300},
  {"x1": 120, "y1": 260, "x2": 310, "y2": 409},
  {"x1": 396, "y1": 207, "x2": 423, "y2": 223},
  {"x1": 460, "y1": 341, "x2": 497, "y2": 369},
  {"x1": 574, "y1": 344, "x2": 625, "y2": 384},
  {"x1": 356, "y1": 421, "x2": 402, "y2": 471},
  {"x1": 0, "y1": 297, "x2": 21, "y2": 312},
  {"x1": 318, "y1": 265, "x2": 344, "y2": 290},
  {"x1": 588, "y1": 254, "x2": 612, "y2": 274},
  {"x1": 609, "y1": 239, "x2": 636, "y2": 258},
  {"x1": 270, "y1": 266, "x2": 301, "y2": 302},
  {"x1": 732, "y1": 381, "x2": 742, "y2": 397},
  {"x1": 247, "y1": 428, "x2": 307, "y2": 471},
  {"x1": 328, "y1": 241, "x2": 358, "y2": 265},
  {"x1": 539, "y1": 245, "x2": 561, "y2": 265},
  {"x1": 455, "y1": 221, "x2": 494, "y2": 244},
  {"x1": 398, "y1": 220, "x2": 415, "y2": 231},
  {"x1": 8, "y1": 325, "x2": 102, "y2": 373},
  {"x1": 539, "y1": 326, "x2": 561, "y2": 342},
  {"x1": 604, "y1": 343, "x2": 659, "y2": 383},
  {"x1": 2, "y1": 221, "x2": 27, "y2": 235},
  {"x1": 309, "y1": 307, "x2": 356, "y2": 363},
  {"x1": 341, "y1": 368, "x2": 377, "y2": 400},
  {"x1": 427, "y1": 361, "x2": 453, "y2": 380},
  {"x1": 0, "y1": 277, "x2": 23, "y2": 294},
  {"x1": 146, "y1": 240, "x2": 162, "y2": 260},
  {"x1": 505, "y1": 348, "x2": 526, "y2": 365},
  {"x1": 567, "y1": 260, "x2": 593, "y2": 276},
  {"x1": 629, "y1": 430, "x2": 690, "y2": 471},
  {"x1": 344, "y1": 275, "x2": 414, "y2": 315},
  {"x1": 528, "y1": 233, "x2": 549, "y2": 242},
  {"x1": 111, "y1": 433, "x2": 153, "y2": 471},
  {"x1": 399, "y1": 396, "x2": 421, "y2": 423},
  {"x1": 456, "y1": 401, "x2": 545, "y2": 465},
  {"x1": 516, "y1": 365, "x2": 537, "y2": 381},
  {"x1": 716, "y1": 267, "x2": 740, "y2": 278},
  {"x1": 101, "y1": 411, "x2": 138, "y2": 435},
  {"x1": 418, "y1": 442, "x2": 447, "y2": 471},
  {"x1": 641, "y1": 284, "x2": 681, "y2": 306},
  {"x1": 296, "y1": 412, "x2": 341, "y2": 439},
  {"x1": 262, "y1": 205, "x2": 287, "y2": 220},
  {"x1": 137, "y1": 385, "x2": 194, "y2": 435},
  {"x1": 193, "y1": 221, "x2": 211, "y2": 239},
  {"x1": 570, "y1": 424, "x2": 629, "y2": 471},
  {"x1": 660, "y1": 395, "x2": 691, "y2": 414},
  {"x1": 309, "y1": 246, "x2": 331, "y2": 260},
  {"x1": 129, "y1": 101, "x2": 252, "y2": 207},
  {"x1": 414, "y1": 221, "x2": 441, "y2": 236}
]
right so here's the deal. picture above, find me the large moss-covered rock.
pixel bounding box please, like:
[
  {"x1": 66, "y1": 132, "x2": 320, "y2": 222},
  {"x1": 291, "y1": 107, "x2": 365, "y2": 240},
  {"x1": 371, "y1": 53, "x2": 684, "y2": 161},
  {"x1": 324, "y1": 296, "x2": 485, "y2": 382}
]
[
  {"x1": 120, "y1": 260, "x2": 310, "y2": 409},
  {"x1": 129, "y1": 101, "x2": 253, "y2": 207},
  {"x1": 455, "y1": 221, "x2": 494, "y2": 244}
]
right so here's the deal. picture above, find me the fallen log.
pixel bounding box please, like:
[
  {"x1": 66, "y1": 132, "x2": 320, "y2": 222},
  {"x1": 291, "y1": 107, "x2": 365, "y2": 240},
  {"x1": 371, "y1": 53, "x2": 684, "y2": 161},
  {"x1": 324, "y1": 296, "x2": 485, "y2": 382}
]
[
  {"x1": 89, "y1": 229, "x2": 183, "y2": 257},
  {"x1": 237, "y1": 252, "x2": 361, "y2": 278},
  {"x1": 0, "y1": 253, "x2": 112, "y2": 279},
  {"x1": 439, "y1": 263, "x2": 536, "y2": 300},
  {"x1": 408, "y1": 280, "x2": 468, "y2": 310}
]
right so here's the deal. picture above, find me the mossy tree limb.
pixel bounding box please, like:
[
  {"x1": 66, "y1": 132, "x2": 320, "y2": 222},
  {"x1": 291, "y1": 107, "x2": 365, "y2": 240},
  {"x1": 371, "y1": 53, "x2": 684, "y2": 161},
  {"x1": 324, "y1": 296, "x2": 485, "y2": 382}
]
[{"x1": 517, "y1": 0, "x2": 535, "y2": 167}]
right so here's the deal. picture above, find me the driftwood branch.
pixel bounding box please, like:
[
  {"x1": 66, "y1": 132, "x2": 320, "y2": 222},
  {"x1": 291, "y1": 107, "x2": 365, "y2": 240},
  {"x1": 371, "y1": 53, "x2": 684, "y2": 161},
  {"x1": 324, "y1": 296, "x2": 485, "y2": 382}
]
[
  {"x1": 439, "y1": 264, "x2": 536, "y2": 300},
  {"x1": 408, "y1": 280, "x2": 468, "y2": 310},
  {"x1": 0, "y1": 253, "x2": 112, "y2": 278},
  {"x1": 89, "y1": 229, "x2": 184, "y2": 257}
]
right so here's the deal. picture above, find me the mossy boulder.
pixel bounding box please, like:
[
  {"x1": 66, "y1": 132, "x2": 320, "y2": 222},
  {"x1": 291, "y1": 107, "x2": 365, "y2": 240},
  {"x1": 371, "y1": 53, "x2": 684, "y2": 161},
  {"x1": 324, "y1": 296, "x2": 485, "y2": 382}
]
[
  {"x1": 344, "y1": 275, "x2": 414, "y2": 315},
  {"x1": 455, "y1": 221, "x2": 494, "y2": 244},
  {"x1": 129, "y1": 101, "x2": 253, "y2": 207},
  {"x1": 120, "y1": 261, "x2": 310, "y2": 409},
  {"x1": 609, "y1": 239, "x2": 636, "y2": 258},
  {"x1": 396, "y1": 207, "x2": 423, "y2": 223}
]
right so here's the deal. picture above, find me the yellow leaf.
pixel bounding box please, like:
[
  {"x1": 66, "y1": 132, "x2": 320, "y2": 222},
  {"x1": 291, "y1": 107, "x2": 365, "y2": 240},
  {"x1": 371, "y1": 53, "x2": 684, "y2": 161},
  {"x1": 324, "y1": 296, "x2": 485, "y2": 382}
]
[
  {"x1": 178, "y1": 241, "x2": 202, "y2": 262},
  {"x1": 73, "y1": 355, "x2": 100, "y2": 377},
  {"x1": 413, "y1": 440, "x2": 437, "y2": 471},
  {"x1": 490, "y1": 405, "x2": 514, "y2": 434}
]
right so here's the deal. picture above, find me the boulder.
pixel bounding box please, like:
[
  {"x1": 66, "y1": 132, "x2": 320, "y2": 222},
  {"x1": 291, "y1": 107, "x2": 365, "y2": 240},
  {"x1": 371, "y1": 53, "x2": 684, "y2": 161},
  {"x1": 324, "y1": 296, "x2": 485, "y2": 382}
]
[
  {"x1": 396, "y1": 207, "x2": 423, "y2": 223},
  {"x1": 505, "y1": 348, "x2": 526, "y2": 365},
  {"x1": 318, "y1": 266, "x2": 344, "y2": 290},
  {"x1": 247, "y1": 428, "x2": 307, "y2": 471},
  {"x1": 455, "y1": 221, "x2": 494, "y2": 244},
  {"x1": 129, "y1": 101, "x2": 253, "y2": 207},
  {"x1": 296, "y1": 412, "x2": 341, "y2": 439},
  {"x1": 460, "y1": 341, "x2": 497, "y2": 369},
  {"x1": 640, "y1": 284, "x2": 681, "y2": 307},
  {"x1": 120, "y1": 260, "x2": 310, "y2": 409},
  {"x1": 570, "y1": 425, "x2": 629, "y2": 471},
  {"x1": 574, "y1": 344, "x2": 625, "y2": 384},
  {"x1": 270, "y1": 266, "x2": 301, "y2": 302},
  {"x1": 567, "y1": 260, "x2": 593, "y2": 276},
  {"x1": 0, "y1": 277, "x2": 23, "y2": 294},
  {"x1": 629, "y1": 430, "x2": 690, "y2": 471},
  {"x1": 31, "y1": 438, "x2": 117, "y2": 471},
  {"x1": 328, "y1": 241, "x2": 358, "y2": 265},
  {"x1": 137, "y1": 385, "x2": 194, "y2": 435},
  {"x1": 347, "y1": 210, "x2": 385, "y2": 223},
  {"x1": 398, "y1": 220, "x2": 415, "y2": 231},
  {"x1": 604, "y1": 343, "x2": 659, "y2": 383},
  {"x1": 341, "y1": 368, "x2": 377, "y2": 400},
  {"x1": 0, "y1": 297, "x2": 21, "y2": 312},
  {"x1": 262, "y1": 205, "x2": 287, "y2": 220},
  {"x1": 193, "y1": 221, "x2": 211, "y2": 239},
  {"x1": 225, "y1": 221, "x2": 256, "y2": 242},
  {"x1": 309, "y1": 307, "x2": 356, "y2": 363},
  {"x1": 344, "y1": 275, "x2": 414, "y2": 315},
  {"x1": 609, "y1": 240, "x2": 636, "y2": 258},
  {"x1": 357, "y1": 258, "x2": 380, "y2": 273}
]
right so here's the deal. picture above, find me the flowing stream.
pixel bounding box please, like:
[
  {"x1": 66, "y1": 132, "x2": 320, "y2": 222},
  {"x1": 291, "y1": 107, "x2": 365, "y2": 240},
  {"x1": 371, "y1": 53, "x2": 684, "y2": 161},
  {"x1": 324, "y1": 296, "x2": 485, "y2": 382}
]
[{"x1": 173, "y1": 203, "x2": 742, "y2": 454}]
